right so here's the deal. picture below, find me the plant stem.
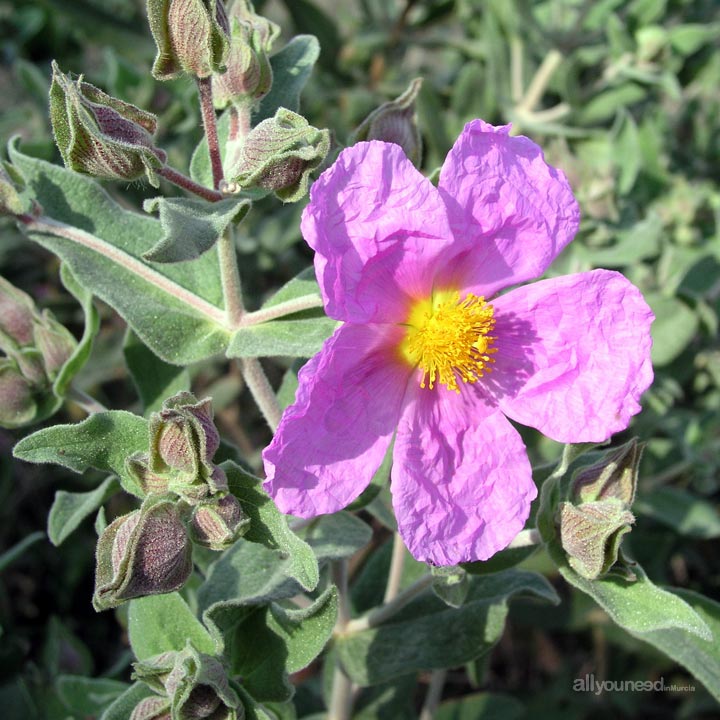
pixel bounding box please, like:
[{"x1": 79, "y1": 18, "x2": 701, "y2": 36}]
[
  {"x1": 328, "y1": 560, "x2": 354, "y2": 720},
  {"x1": 517, "y1": 48, "x2": 563, "y2": 113},
  {"x1": 217, "y1": 226, "x2": 245, "y2": 327},
  {"x1": 197, "y1": 77, "x2": 224, "y2": 190},
  {"x1": 344, "y1": 574, "x2": 433, "y2": 634},
  {"x1": 19, "y1": 215, "x2": 227, "y2": 326},
  {"x1": 67, "y1": 386, "x2": 108, "y2": 414},
  {"x1": 157, "y1": 165, "x2": 224, "y2": 202},
  {"x1": 239, "y1": 358, "x2": 282, "y2": 431},
  {"x1": 419, "y1": 669, "x2": 447, "y2": 720},
  {"x1": 383, "y1": 533, "x2": 407, "y2": 603},
  {"x1": 240, "y1": 294, "x2": 325, "y2": 326}
]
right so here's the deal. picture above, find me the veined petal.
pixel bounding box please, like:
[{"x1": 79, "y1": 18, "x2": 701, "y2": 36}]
[
  {"x1": 263, "y1": 323, "x2": 410, "y2": 516},
  {"x1": 488, "y1": 269, "x2": 654, "y2": 443},
  {"x1": 301, "y1": 141, "x2": 455, "y2": 324},
  {"x1": 390, "y1": 386, "x2": 536, "y2": 565},
  {"x1": 437, "y1": 120, "x2": 580, "y2": 297}
]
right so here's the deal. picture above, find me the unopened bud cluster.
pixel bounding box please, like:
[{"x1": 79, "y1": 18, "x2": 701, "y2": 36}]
[
  {"x1": 559, "y1": 439, "x2": 643, "y2": 580},
  {"x1": 0, "y1": 276, "x2": 77, "y2": 428},
  {"x1": 94, "y1": 392, "x2": 249, "y2": 610}
]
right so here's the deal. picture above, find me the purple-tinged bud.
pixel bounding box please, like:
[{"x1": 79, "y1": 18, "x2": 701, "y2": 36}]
[
  {"x1": 0, "y1": 275, "x2": 37, "y2": 347},
  {"x1": 49, "y1": 62, "x2": 166, "y2": 186},
  {"x1": 147, "y1": 0, "x2": 230, "y2": 81},
  {"x1": 130, "y1": 696, "x2": 172, "y2": 720},
  {"x1": 571, "y1": 439, "x2": 642, "y2": 506},
  {"x1": 93, "y1": 499, "x2": 193, "y2": 610},
  {"x1": 229, "y1": 108, "x2": 330, "y2": 202},
  {"x1": 0, "y1": 361, "x2": 37, "y2": 429},
  {"x1": 353, "y1": 78, "x2": 423, "y2": 166},
  {"x1": 190, "y1": 493, "x2": 250, "y2": 550},
  {"x1": 33, "y1": 311, "x2": 77, "y2": 379},
  {"x1": 212, "y1": 0, "x2": 279, "y2": 109}
]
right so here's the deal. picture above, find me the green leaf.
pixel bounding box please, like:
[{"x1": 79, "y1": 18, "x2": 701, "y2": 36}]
[
  {"x1": 337, "y1": 570, "x2": 559, "y2": 685},
  {"x1": 256, "y1": 35, "x2": 321, "y2": 123},
  {"x1": 461, "y1": 545, "x2": 538, "y2": 576},
  {"x1": 576, "y1": 83, "x2": 647, "y2": 125},
  {"x1": 645, "y1": 293, "x2": 699, "y2": 366},
  {"x1": 353, "y1": 676, "x2": 417, "y2": 720},
  {"x1": 0, "y1": 531, "x2": 44, "y2": 573},
  {"x1": 637, "y1": 588, "x2": 720, "y2": 702},
  {"x1": 128, "y1": 592, "x2": 216, "y2": 660},
  {"x1": 634, "y1": 487, "x2": 720, "y2": 539},
  {"x1": 14, "y1": 411, "x2": 149, "y2": 498},
  {"x1": 431, "y1": 565, "x2": 470, "y2": 608},
  {"x1": 56, "y1": 676, "x2": 129, "y2": 716},
  {"x1": 123, "y1": 330, "x2": 191, "y2": 415},
  {"x1": 228, "y1": 316, "x2": 337, "y2": 358},
  {"x1": 261, "y1": 266, "x2": 321, "y2": 308},
  {"x1": 9, "y1": 141, "x2": 230, "y2": 365},
  {"x1": 54, "y1": 263, "x2": 99, "y2": 398},
  {"x1": 48, "y1": 475, "x2": 119, "y2": 546},
  {"x1": 435, "y1": 692, "x2": 525, "y2": 720},
  {"x1": 142, "y1": 196, "x2": 251, "y2": 263},
  {"x1": 299, "y1": 512, "x2": 372, "y2": 565},
  {"x1": 223, "y1": 461, "x2": 319, "y2": 591},
  {"x1": 558, "y1": 563, "x2": 711, "y2": 639},
  {"x1": 98, "y1": 682, "x2": 153, "y2": 720}
]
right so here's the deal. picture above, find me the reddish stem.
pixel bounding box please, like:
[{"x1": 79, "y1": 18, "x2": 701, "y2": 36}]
[
  {"x1": 197, "y1": 77, "x2": 224, "y2": 190},
  {"x1": 158, "y1": 165, "x2": 224, "y2": 202}
]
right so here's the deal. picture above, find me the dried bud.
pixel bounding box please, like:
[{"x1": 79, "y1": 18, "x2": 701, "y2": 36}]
[
  {"x1": 33, "y1": 312, "x2": 77, "y2": 379},
  {"x1": 559, "y1": 499, "x2": 635, "y2": 580},
  {"x1": 0, "y1": 361, "x2": 37, "y2": 428},
  {"x1": 212, "y1": 0, "x2": 279, "y2": 109},
  {"x1": 131, "y1": 696, "x2": 172, "y2": 720},
  {"x1": 571, "y1": 439, "x2": 643, "y2": 506},
  {"x1": 190, "y1": 494, "x2": 250, "y2": 550},
  {"x1": 0, "y1": 162, "x2": 32, "y2": 217},
  {"x1": 93, "y1": 499, "x2": 192, "y2": 611},
  {"x1": 134, "y1": 645, "x2": 240, "y2": 720},
  {"x1": 228, "y1": 108, "x2": 330, "y2": 202},
  {"x1": 353, "y1": 78, "x2": 423, "y2": 166},
  {"x1": 147, "y1": 0, "x2": 230, "y2": 80},
  {"x1": 49, "y1": 62, "x2": 166, "y2": 186}
]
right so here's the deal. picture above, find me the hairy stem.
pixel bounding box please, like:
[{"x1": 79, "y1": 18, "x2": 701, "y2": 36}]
[
  {"x1": 328, "y1": 561, "x2": 354, "y2": 720},
  {"x1": 419, "y1": 669, "x2": 447, "y2": 720},
  {"x1": 240, "y1": 294, "x2": 325, "y2": 326},
  {"x1": 217, "y1": 226, "x2": 245, "y2": 327},
  {"x1": 197, "y1": 77, "x2": 224, "y2": 190},
  {"x1": 67, "y1": 386, "x2": 108, "y2": 414},
  {"x1": 239, "y1": 358, "x2": 282, "y2": 431},
  {"x1": 517, "y1": 48, "x2": 563, "y2": 112},
  {"x1": 158, "y1": 165, "x2": 224, "y2": 202},
  {"x1": 383, "y1": 533, "x2": 407, "y2": 603},
  {"x1": 19, "y1": 215, "x2": 227, "y2": 326}
]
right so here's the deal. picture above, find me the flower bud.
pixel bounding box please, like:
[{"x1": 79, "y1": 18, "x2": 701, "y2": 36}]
[
  {"x1": 33, "y1": 312, "x2": 78, "y2": 379},
  {"x1": 0, "y1": 275, "x2": 37, "y2": 347},
  {"x1": 212, "y1": 0, "x2": 279, "y2": 109},
  {"x1": 0, "y1": 162, "x2": 32, "y2": 217},
  {"x1": 571, "y1": 438, "x2": 643, "y2": 506},
  {"x1": 0, "y1": 361, "x2": 37, "y2": 429},
  {"x1": 49, "y1": 62, "x2": 166, "y2": 186},
  {"x1": 130, "y1": 696, "x2": 172, "y2": 720},
  {"x1": 93, "y1": 499, "x2": 193, "y2": 610},
  {"x1": 228, "y1": 108, "x2": 330, "y2": 202},
  {"x1": 134, "y1": 645, "x2": 241, "y2": 720},
  {"x1": 190, "y1": 494, "x2": 250, "y2": 551},
  {"x1": 559, "y1": 499, "x2": 635, "y2": 580},
  {"x1": 147, "y1": 0, "x2": 230, "y2": 81},
  {"x1": 353, "y1": 78, "x2": 423, "y2": 166}
]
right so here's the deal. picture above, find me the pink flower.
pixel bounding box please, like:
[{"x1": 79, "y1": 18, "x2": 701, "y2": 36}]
[{"x1": 263, "y1": 120, "x2": 654, "y2": 566}]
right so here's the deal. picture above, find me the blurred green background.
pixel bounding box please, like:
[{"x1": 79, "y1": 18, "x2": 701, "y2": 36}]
[{"x1": 1, "y1": 0, "x2": 719, "y2": 717}]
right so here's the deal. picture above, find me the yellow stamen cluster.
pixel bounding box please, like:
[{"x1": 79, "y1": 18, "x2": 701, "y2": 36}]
[{"x1": 400, "y1": 290, "x2": 497, "y2": 393}]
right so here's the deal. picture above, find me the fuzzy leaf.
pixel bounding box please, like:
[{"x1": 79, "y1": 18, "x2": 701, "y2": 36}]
[
  {"x1": 299, "y1": 512, "x2": 372, "y2": 565},
  {"x1": 98, "y1": 682, "x2": 154, "y2": 720},
  {"x1": 228, "y1": 316, "x2": 337, "y2": 358},
  {"x1": 56, "y1": 676, "x2": 129, "y2": 716}
]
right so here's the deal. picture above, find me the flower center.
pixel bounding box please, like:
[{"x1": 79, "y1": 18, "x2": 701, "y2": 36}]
[{"x1": 400, "y1": 290, "x2": 497, "y2": 392}]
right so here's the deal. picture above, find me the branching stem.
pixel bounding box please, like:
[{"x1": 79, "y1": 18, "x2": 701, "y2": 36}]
[{"x1": 158, "y1": 165, "x2": 224, "y2": 202}]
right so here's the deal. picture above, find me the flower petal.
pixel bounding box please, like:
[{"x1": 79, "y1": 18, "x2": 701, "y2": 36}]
[
  {"x1": 488, "y1": 269, "x2": 654, "y2": 442},
  {"x1": 301, "y1": 141, "x2": 454, "y2": 324},
  {"x1": 263, "y1": 323, "x2": 410, "y2": 516},
  {"x1": 390, "y1": 385, "x2": 536, "y2": 565},
  {"x1": 437, "y1": 120, "x2": 580, "y2": 296}
]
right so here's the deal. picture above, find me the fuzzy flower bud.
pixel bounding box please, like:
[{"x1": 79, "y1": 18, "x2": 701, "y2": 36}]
[
  {"x1": 0, "y1": 162, "x2": 33, "y2": 217},
  {"x1": 212, "y1": 0, "x2": 279, "y2": 109},
  {"x1": 0, "y1": 275, "x2": 37, "y2": 347},
  {"x1": 353, "y1": 78, "x2": 423, "y2": 166},
  {"x1": 133, "y1": 645, "x2": 241, "y2": 720},
  {"x1": 147, "y1": 0, "x2": 230, "y2": 80},
  {"x1": 130, "y1": 696, "x2": 171, "y2": 720},
  {"x1": 93, "y1": 499, "x2": 193, "y2": 611},
  {"x1": 190, "y1": 493, "x2": 250, "y2": 550},
  {"x1": 228, "y1": 108, "x2": 330, "y2": 202},
  {"x1": 49, "y1": 62, "x2": 166, "y2": 186},
  {"x1": 0, "y1": 361, "x2": 37, "y2": 428}
]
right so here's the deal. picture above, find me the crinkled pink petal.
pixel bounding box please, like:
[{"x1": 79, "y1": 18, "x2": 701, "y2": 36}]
[
  {"x1": 487, "y1": 269, "x2": 654, "y2": 443},
  {"x1": 390, "y1": 384, "x2": 536, "y2": 565},
  {"x1": 436, "y1": 120, "x2": 580, "y2": 297},
  {"x1": 301, "y1": 141, "x2": 455, "y2": 324},
  {"x1": 263, "y1": 323, "x2": 410, "y2": 517}
]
